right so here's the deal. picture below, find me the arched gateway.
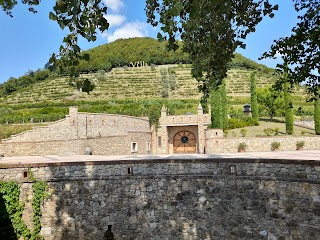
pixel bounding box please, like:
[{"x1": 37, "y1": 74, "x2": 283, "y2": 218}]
[{"x1": 173, "y1": 131, "x2": 196, "y2": 153}]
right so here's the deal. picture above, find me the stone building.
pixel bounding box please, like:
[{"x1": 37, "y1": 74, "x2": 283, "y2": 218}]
[
  {"x1": 0, "y1": 105, "x2": 223, "y2": 156},
  {"x1": 153, "y1": 104, "x2": 213, "y2": 154}
]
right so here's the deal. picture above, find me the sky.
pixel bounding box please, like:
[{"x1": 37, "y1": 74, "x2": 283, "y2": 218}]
[{"x1": 0, "y1": 0, "x2": 299, "y2": 84}]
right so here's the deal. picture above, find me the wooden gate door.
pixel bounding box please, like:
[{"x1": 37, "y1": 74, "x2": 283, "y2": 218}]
[{"x1": 173, "y1": 131, "x2": 196, "y2": 153}]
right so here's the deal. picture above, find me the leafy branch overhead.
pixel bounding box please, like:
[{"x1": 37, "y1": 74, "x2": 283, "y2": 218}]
[
  {"x1": 146, "y1": 0, "x2": 278, "y2": 100},
  {"x1": 261, "y1": 0, "x2": 320, "y2": 98},
  {"x1": 1, "y1": 0, "x2": 109, "y2": 79}
]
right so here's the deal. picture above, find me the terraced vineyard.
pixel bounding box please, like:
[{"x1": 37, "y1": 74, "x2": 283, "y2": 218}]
[{"x1": 0, "y1": 64, "x2": 280, "y2": 105}]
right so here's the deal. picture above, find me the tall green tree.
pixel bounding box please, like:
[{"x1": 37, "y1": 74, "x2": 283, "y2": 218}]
[
  {"x1": 262, "y1": 0, "x2": 319, "y2": 97},
  {"x1": 257, "y1": 87, "x2": 285, "y2": 120},
  {"x1": 210, "y1": 89, "x2": 222, "y2": 129},
  {"x1": 210, "y1": 82, "x2": 228, "y2": 129},
  {"x1": 250, "y1": 72, "x2": 259, "y2": 123},
  {"x1": 284, "y1": 82, "x2": 294, "y2": 135},
  {"x1": 220, "y1": 80, "x2": 229, "y2": 130},
  {"x1": 146, "y1": 0, "x2": 278, "y2": 101},
  {"x1": 315, "y1": 96, "x2": 320, "y2": 135}
]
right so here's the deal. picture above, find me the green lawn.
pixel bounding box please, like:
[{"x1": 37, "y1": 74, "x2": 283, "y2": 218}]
[
  {"x1": 227, "y1": 119, "x2": 315, "y2": 137},
  {"x1": 0, "y1": 123, "x2": 47, "y2": 140}
]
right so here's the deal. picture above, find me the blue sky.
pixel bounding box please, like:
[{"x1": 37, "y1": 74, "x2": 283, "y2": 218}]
[{"x1": 0, "y1": 0, "x2": 298, "y2": 83}]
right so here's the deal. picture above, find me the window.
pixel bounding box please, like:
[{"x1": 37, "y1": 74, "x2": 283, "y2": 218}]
[
  {"x1": 146, "y1": 142, "x2": 151, "y2": 151},
  {"x1": 158, "y1": 136, "x2": 162, "y2": 147},
  {"x1": 131, "y1": 142, "x2": 138, "y2": 152}
]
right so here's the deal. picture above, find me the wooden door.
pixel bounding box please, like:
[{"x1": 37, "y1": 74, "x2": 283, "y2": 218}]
[{"x1": 173, "y1": 131, "x2": 196, "y2": 153}]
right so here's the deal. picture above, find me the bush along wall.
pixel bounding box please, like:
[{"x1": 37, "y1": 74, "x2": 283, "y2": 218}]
[
  {"x1": 315, "y1": 97, "x2": 320, "y2": 135},
  {"x1": 0, "y1": 169, "x2": 49, "y2": 240}
]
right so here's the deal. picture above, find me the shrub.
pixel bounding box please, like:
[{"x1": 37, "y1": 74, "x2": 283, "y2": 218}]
[
  {"x1": 263, "y1": 128, "x2": 274, "y2": 136},
  {"x1": 240, "y1": 128, "x2": 247, "y2": 137},
  {"x1": 271, "y1": 141, "x2": 280, "y2": 151},
  {"x1": 228, "y1": 118, "x2": 246, "y2": 129},
  {"x1": 296, "y1": 141, "x2": 305, "y2": 150},
  {"x1": 223, "y1": 129, "x2": 229, "y2": 137},
  {"x1": 301, "y1": 130, "x2": 306, "y2": 136},
  {"x1": 274, "y1": 127, "x2": 280, "y2": 135},
  {"x1": 238, "y1": 142, "x2": 247, "y2": 152}
]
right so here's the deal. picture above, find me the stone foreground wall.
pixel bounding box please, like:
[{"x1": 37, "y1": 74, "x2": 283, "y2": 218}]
[
  {"x1": 206, "y1": 135, "x2": 320, "y2": 153},
  {"x1": 1, "y1": 159, "x2": 320, "y2": 240}
]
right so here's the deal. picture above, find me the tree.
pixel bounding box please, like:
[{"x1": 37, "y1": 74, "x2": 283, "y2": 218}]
[
  {"x1": 210, "y1": 82, "x2": 228, "y2": 129},
  {"x1": 257, "y1": 87, "x2": 284, "y2": 120},
  {"x1": 146, "y1": 0, "x2": 278, "y2": 101},
  {"x1": 261, "y1": 0, "x2": 320, "y2": 97},
  {"x1": 210, "y1": 89, "x2": 222, "y2": 129},
  {"x1": 284, "y1": 82, "x2": 294, "y2": 135},
  {"x1": 250, "y1": 72, "x2": 259, "y2": 123},
  {"x1": 220, "y1": 80, "x2": 229, "y2": 130},
  {"x1": 315, "y1": 97, "x2": 320, "y2": 135},
  {"x1": 282, "y1": 65, "x2": 294, "y2": 135},
  {"x1": 1, "y1": 0, "x2": 109, "y2": 79}
]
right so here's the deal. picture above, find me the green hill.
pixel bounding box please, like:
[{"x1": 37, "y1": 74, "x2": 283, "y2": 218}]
[
  {"x1": 0, "y1": 37, "x2": 278, "y2": 102},
  {"x1": 0, "y1": 63, "x2": 278, "y2": 105}
]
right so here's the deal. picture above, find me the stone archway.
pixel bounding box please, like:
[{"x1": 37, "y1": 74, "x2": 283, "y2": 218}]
[{"x1": 173, "y1": 130, "x2": 196, "y2": 153}]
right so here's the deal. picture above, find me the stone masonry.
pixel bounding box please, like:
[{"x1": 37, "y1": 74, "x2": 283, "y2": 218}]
[
  {"x1": 1, "y1": 157, "x2": 320, "y2": 239},
  {"x1": 0, "y1": 107, "x2": 152, "y2": 156}
]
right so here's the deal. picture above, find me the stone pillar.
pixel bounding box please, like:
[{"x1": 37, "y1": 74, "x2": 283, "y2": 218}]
[
  {"x1": 69, "y1": 106, "x2": 78, "y2": 117},
  {"x1": 157, "y1": 105, "x2": 169, "y2": 154},
  {"x1": 197, "y1": 103, "x2": 205, "y2": 154}
]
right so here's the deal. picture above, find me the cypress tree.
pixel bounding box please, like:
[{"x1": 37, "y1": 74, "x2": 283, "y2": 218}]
[
  {"x1": 315, "y1": 96, "x2": 320, "y2": 135},
  {"x1": 284, "y1": 82, "x2": 293, "y2": 135},
  {"x1": 282, "y1": 65, "x2": 293, "y2": 135},
  {"x1": 250, "y1": 72, "x2": 258, "y2": 123},
  {"x1": 210, "y1": 89, "x2": 223, "y2": 128},
  {"x1": 220, "y1": 80, "x2": 229, "y2": 130}
]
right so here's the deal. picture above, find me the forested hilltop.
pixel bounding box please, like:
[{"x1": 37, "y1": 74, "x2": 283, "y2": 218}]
[{"x1": 0, "y1": 37, "x2": 276, "y2": 98}]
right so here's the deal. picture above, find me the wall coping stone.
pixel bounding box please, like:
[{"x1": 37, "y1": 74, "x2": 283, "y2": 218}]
[{"x1": 1, "y1": 150, "x2": 320, "y2": 168}]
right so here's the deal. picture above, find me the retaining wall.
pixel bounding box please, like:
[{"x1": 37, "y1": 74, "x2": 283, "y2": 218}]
[{"x1": 1, "y1": 158, "x2": 320, "y2": 239}]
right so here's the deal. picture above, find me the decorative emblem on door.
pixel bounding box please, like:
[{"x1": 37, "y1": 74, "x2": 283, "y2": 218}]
[{"x1": 173, "y1": 131, "x2": 196, "y2": 153}]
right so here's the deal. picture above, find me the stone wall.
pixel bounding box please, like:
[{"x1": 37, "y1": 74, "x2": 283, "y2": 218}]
[
  {"x1": 0, "y1": 107, "x2": 152, "y2": 156},
  {"x1": 206, "y1": 135, "x2": 320, "y2": 153},
  {"x1": 0, "y1": 132, "x2": 152, "y2": 156},
  {"x1": 1, "y1": 158, "x2": 320, "y2": 239}
]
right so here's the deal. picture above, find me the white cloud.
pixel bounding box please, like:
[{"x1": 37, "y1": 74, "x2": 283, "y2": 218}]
[
  {"x1": 103, "y1": 0, "x2": 124, "y2": 12},
  {"x1": 103, "y1": 22, "x2": 149, "y2": 43},
  {"x1": 104, "y1": 14, "x2": 126, "y2": 28}
]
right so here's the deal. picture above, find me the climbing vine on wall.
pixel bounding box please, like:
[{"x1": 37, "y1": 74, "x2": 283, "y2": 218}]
[
  {"x1": 0, "y1": 168, "x2": 49, "y2": 240},
  {"x1": 0, "y1": 181, "x2": 31, "y2": 239}
]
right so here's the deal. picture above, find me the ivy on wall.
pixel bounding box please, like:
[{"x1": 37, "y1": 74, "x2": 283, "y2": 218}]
[{"x1": 0, "y1": 169, "x2": 49, "y2": 240}]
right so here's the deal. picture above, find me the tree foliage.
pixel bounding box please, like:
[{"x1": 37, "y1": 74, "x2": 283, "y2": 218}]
[
  {"x1": 220, "y1": 80, "x2": 229, "y2": 130},
  {"x1": 315, "y1": 97, "x2": 320, "y2": 135},
  {"x1": 1, "y1": 0, "x2": 109, "y2": 79},
  {"x1": 284, "y1": 82, "x2": 294, "y2": 135},
  {"x1": 250, "y1": 72, "x2": 259, "y2": 122},
  {"x1": 257, "y1": 87, "x2": 284, "y2": 120},
  {"x1": 262, "y1": 0, "x2": 320, "y2": 97},
  {"x1": 210, "y1": 82, "x2": 229, "y2": 130},
  {"x1": 146, "y1": 0, "x2": 278, "y2": 101},
  {"x1": 79, "y1": 38, "x2": 190, "y2": 73},
  {"x1": 210, "y1": 89, "x2": 222, "y2": 129}
]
